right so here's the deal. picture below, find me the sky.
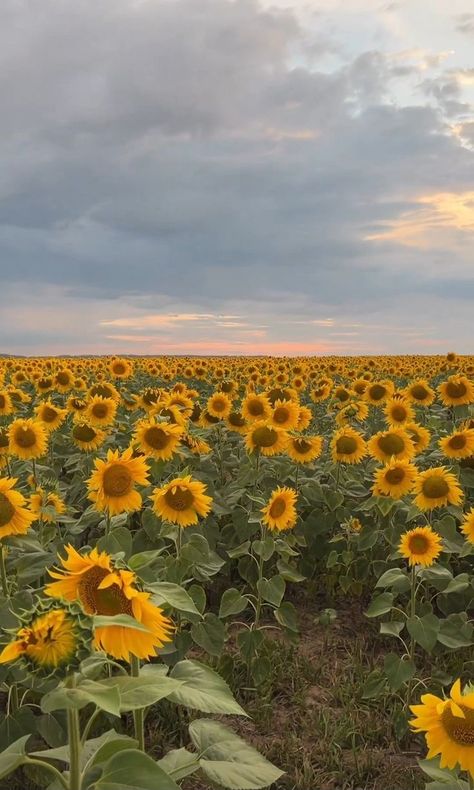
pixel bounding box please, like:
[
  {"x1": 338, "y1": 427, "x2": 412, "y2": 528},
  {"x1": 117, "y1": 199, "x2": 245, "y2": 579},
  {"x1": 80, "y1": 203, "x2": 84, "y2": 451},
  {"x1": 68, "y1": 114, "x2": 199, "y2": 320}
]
[{"x1": 0, "y1": 0, "x2": 473, "y2": 357}]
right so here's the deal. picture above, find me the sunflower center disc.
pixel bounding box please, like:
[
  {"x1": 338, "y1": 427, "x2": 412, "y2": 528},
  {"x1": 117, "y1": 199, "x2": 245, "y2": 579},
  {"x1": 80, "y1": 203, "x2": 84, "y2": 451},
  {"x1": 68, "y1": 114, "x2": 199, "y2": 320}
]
[
  {"x1": 102, "y1": 464, "x2": 133, "y2": 497},
  {"x1": 42, "y1": 406, "x2": 58, "y2": 422},
  {"x1": 385, "y1": 467, "x2": 405, "y2": 485},
  {"x1": 446, "y1": 382, "x2": 467, "y2": 399},
  {"x1": 164, "y1": 486, "x2": 195, "y2": 511},
  {"x1": 252, "y1": 426, "x2": 277, "y2": 448},
  {"x1": 411, "y1": 385, "x2": 428, "y2": 400},
  {"x1": 73, "y1": 424, "x2": 97, "y2": 442},
  {"x1": 441, "y1": 704, "x2": 474, "y2": 746},
  {"x1": 294, "y1": 439, "x2": 311, "y2": 453},
  {"x1": 92, "y1": 404, "x2": 108, "y2": 418},
  {"x1": 15, "y1": 427, "x2": 37, "y2": 448},
  {"x1": 248, "y1": 400, "x2": 265, "y2": 417},
  {"x1": 449, "y1": 435, "x2": 466, "y2": 450},
  {"x1": 229, "y1": 413, "x2": 245, "y2": 427},
  {"x1": 144, "y1": 427, "x2": 170, "y2": 449},
  {"x1": 378, "y1": 434, "x2": 405, "y2": 456},
  {"x1": 212, "y1": 399, "x2": 227, "y2": 413},
  {"x1": 408, "y1": 535, "x2": 429, "y2": 554},
  {"x1": 369, "y1": 385, "x2": 386, "y2": 401},
  {"x1": 269, "y1": 499, "x2": 286, "y2": 518},
  {"x1": 0, "y1": 493, "x2": 15, "y2": 527},
  {"x1": 422, "y1": 477, "x2": 449, "y2": 499},
  {"x1": 336, "y1": 436, "x2": 357, "y2": 454},
  {"x1": 391, "y1": 406, "x2": 407, "y2": 422},
  {"x1": 273, "y1": 408, "x2": 289, "y2": 424},
  {"x1": 79, "y1": 567, "x2": 133, "y2": 616},
  {"x1": 0, "y1": 395, "x2": 5, "y2": 409}
]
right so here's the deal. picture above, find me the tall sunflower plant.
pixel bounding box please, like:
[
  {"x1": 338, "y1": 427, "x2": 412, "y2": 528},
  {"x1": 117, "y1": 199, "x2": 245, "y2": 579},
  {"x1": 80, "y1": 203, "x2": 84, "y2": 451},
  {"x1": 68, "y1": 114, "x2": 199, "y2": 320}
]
[{"x1": 0, "y1": 585, "x2": 283, "y2": 790}]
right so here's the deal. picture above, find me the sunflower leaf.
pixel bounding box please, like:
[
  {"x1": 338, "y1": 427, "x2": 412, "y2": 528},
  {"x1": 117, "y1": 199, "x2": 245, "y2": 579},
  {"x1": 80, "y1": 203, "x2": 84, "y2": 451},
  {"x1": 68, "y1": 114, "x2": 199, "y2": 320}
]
[{"x1": 168, "y1": 659, "x2": 248, "y2": 716}]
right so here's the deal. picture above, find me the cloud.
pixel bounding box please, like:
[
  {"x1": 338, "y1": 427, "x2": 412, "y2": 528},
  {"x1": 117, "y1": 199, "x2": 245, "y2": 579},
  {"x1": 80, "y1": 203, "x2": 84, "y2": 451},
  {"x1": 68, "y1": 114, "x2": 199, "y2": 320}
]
[{"x1": 0, "y1": 0, "x2": 473, "y2": 355}]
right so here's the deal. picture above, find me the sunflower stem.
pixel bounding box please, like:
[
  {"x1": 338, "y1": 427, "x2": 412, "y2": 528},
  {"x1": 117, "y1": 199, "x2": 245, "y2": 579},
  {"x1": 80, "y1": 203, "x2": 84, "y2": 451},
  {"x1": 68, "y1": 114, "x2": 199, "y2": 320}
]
[
  {"x1": 130, "y1": 655, "x2": 145, "y2": 751},
  {"x1": 66, "y1": 675, "x2": 82, "y2": 790},
  {"x1": 0, "y1": 543, "x2": 9, "y2": 597},
  {"x1": 406, "y1": 565, "x2": 417, "y2": 708},
  {"x1": 32, "y1": 458, "x2": 37, "y2": 488},
  {"x1": 105, "y1": 509, "x2": 111, "y2": 537}
]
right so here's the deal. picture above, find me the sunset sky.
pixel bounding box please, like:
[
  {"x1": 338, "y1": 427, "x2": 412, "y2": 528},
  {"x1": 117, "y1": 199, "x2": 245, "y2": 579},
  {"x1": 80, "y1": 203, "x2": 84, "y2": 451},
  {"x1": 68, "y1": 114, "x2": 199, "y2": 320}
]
[{"x1": 1, "y1": 0, "x2": 473, "y2": 356}]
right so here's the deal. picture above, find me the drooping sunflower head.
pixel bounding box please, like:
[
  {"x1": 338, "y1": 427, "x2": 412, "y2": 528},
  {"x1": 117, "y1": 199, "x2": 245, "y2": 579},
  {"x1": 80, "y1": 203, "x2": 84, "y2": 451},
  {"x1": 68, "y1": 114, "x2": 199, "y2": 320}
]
[
  {"x1": 29, "y1": 487, "x2": 66, "y2": 524},
  {"x1": 151, "y1": 475, "x2": 212, "y2": 527},
  {"x1": 45, "y1": 546, "x2": 173, "y2": 662},
  {"x1": 296, "y1": 405, "x2": 313, "y2": 432},
  {"x1": 261, "y1": 487, "x2": 297, "y2": 532},
  {"x1": 0, "y1": 599, "x2": 92, "y2": 678},
  {"x1": 226, "y1": 411, "x2": 248, "y2": 434},
  {"x1": 414, "y1": 467, "x2": 464, "y2": 511}
]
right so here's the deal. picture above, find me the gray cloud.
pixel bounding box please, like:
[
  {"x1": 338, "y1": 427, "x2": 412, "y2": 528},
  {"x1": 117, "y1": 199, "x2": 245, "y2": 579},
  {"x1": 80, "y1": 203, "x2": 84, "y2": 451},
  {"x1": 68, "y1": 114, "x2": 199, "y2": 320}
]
[{"x1": 0, "y1": 0, "x2": 473, "y2": 354}]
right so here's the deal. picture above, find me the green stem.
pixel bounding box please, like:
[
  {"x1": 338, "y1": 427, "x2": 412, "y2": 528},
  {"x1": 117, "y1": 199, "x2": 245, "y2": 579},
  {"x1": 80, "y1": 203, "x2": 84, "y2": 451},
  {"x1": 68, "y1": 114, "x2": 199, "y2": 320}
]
[
  {"x1": 25, "y1": 758, "x2": 68, "y2": 789},
  {"x1": 130, "y1": 655, "x2": 145, "y2": 751},
  {"x1": 254, "y1": 524, "x2": 266, "y2": 631},
  {"x1": 105, "y1": 509, "x2": 111, "y2": 537},
  {"x1": 32, "y1": 458, "x2": 37, "y2": 488},
  {"x1": 335, "y1": 461, "x2": 341, "y2": 489},
  {"x1": 0, "y1": 543, "x2": 8, "y2": 597},
  {"x1": 66, "y1": 675, "x2": 81, "y2": 790},
  {"x1": 406, "y1": 565, "x2": 416, "y2": 708},
  {"x1": 81, "y1": 706, "x2": 101, "y2": 744}
]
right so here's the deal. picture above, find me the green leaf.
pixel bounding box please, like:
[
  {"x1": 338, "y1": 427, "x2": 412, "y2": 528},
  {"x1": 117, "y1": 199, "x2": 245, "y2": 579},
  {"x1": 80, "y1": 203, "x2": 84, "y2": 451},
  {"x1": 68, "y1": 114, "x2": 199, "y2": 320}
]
[
  {"x1": 168, "y1": 660, "x2": 247, "y2": 716},
  {"x1": 189, "y1": 719, "x2": 284, "y2": 789},
  {"x1": 438, "y1": 615, "x2": 473, "y2": 649},
  {"x1": 252, "y1": 537, "x2": 275, "y2": 561},
  {"x1": 361, "y1": 671, "x2": 386, "y2": 699},
  {"x1": 383, "y1": 653, "x2": 415, "y2": 691},
  {"x1": 41, "y1": 680, "x2": 121, "y2": 717},
  {"x1": 365, "y1": 592, "x2": 394, "y2": 618},
  {"x1": 30, "y1": 729, "x2": 136, "y2": 770},
  {"x1": 251, "y1": 657, "x2": 271, "y2": 687},
  {"x1": 191, "y1": 613, "x2": 225, "y2": 656},
  {"x1": 227, "y1": 541, "x2": 251, "y2": 559},
  {"x1": 147, "y1": 582, "x2": 201, "y2": 616},
  {"x1": 274, "y1": 601, "x2": 298, "y2": 632},
  {"x1": 380, "y1": 621, "x2": 405, "y2": 637},
  {"x1": 237, "y1": 630, "x2": 264, "y2": 661},
  {"x1": 0, "y1": 735, "x2": 30, "y2": 780},
  {"x1": 407, "y1": 614, "x2": 439, "y2": 653},
  {"x1": 219, "y1": 588, "x2": 250, "y2": 618},
  {"x1": 157, "y1": 748, "x2": 199, "y2": 782},
  {"x1": 375, "y1": 568, "x2": 407, "y2": 589},
  {"x1": 93, "y1": 749, "x2": 181, "y2": 790},
  {"x1": 100, "y1": 675, "x2": 183, "y2": 712},
  {"x1": 257, "y1": 575, "x2": 285, "y2": 607}
]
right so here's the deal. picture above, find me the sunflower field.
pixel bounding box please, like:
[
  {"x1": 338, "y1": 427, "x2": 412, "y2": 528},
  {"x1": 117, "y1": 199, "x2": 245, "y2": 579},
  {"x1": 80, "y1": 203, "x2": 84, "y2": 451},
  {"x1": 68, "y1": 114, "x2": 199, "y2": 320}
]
[{"x1": 1, "y1": 353, "x2": 474, "y2": 790}]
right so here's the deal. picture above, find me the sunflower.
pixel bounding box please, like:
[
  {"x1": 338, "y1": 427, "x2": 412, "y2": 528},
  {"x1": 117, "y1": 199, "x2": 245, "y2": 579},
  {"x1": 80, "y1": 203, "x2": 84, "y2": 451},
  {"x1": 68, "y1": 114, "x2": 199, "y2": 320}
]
[
  {"x1": 29, "y1": 488, "x2": 66, "y2": 523},
  {"x1": 67, "y1": 396, "x2": 88, "y2": 415},
  {"x1": 410, "y1": 679, "x2": 474, "y2": 775},
  {"x1": 134, "y1": 417, "x2": 183, "y2": 461},
  {"x1": 0, "y1": 602, "x2": 90, "y2": 673},
  {"x1": 404, "y1": 379, "x2": 435, "y2": 407},
  {"x1": 310, "y1": 384, "x2": 332, "y2": 403},
  {"x1": 0, "y1": 391, "x2": 14, "y2": 417},
  {"x1": 438, "y1": 376, "x2": 474, "y2": 407},
  {"x1": 296, "y1": 405, "x2": 313, "y2": 432},
  {"x1": 181, "y1": 433, "x2": 212, "y2": 455},
  {"x1": 71, "y1": 421, "x2": 106, "y2": 452},
  {"x1": 384, "y1": 397, "x2": 414, "y2": 426},
  {"x1": 372, "y1": 460, "x2": 419, "y2": 499},
  {"x1": 460, "y1": 508, "x2": 474, "y2": 544},
  {"x1": 85, "y1": 395, "x2": 118, "y2": 427},
  {"x1": 244, "y1": 420, "x2": 289, "y2": 456},
  {"x1": 241, "y1": 393, "x2": 272, "y2": 423},
  {"x1": 286, "y1": 435, "x2": 323, "y2": 464},
  {"x1": 53, "y1": 368, "x2": 74, "y2": 393},
  {"x1": 226, "y1": 411, "x2": 248, "y2": 434},
  {"x1": 405, "y1": 422, "x2": 431, "y2": 455},
  {"x1": 35, "y1": 400, "x2": 68, "y2": 432},
  {"x1": 335, "y1": 400, "x2": 369, "y2": 426},
  {"x1": 368, "y1": 428, "x2": 415, "y2": 463},
  {"x1": 151, "y1": 475, "x2": 212, "y2": 527},
  {"x1": 206, "y1": 392, "x2": 232, "y2": 419},
  {"x1": 364, "y1": 380, "x2": 394, "y2": 406},
  {"x1": 267, "y1": 399, "x2": 299, "y2": 431},
  {"x1": 87, "y1": 447, "x2": 149, "y2": 515},
  {"x1": 0, "y1": 477, "x2": 36, "y2": 538},
  {"x1": 109, "y1": 357, "x2": 133, "y2": 379},
  {"x1": 413, "y1": 467, "x2": 464, "y2": 511},
  {"x1": 331, "y1": 427, "x2": 367, "y2": 464},
  {"x1": 45, "y1": 546, "x2": 173, "y2": 661},
  {"x1": 399, "y1": 525, "x2": 442, "y2": 566},
  {"x1": 261, "y1": 487, "x2": 297, "y2": 531},
  {"x1": 0, "y1": 428, "x2": 9, "y2": 457},
  {"x1": 8, "y1": 418, "x2": 48, "y2": 460},
  {"x1": 439, "y1": 429, "x2": 474, "y2": 460}
]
